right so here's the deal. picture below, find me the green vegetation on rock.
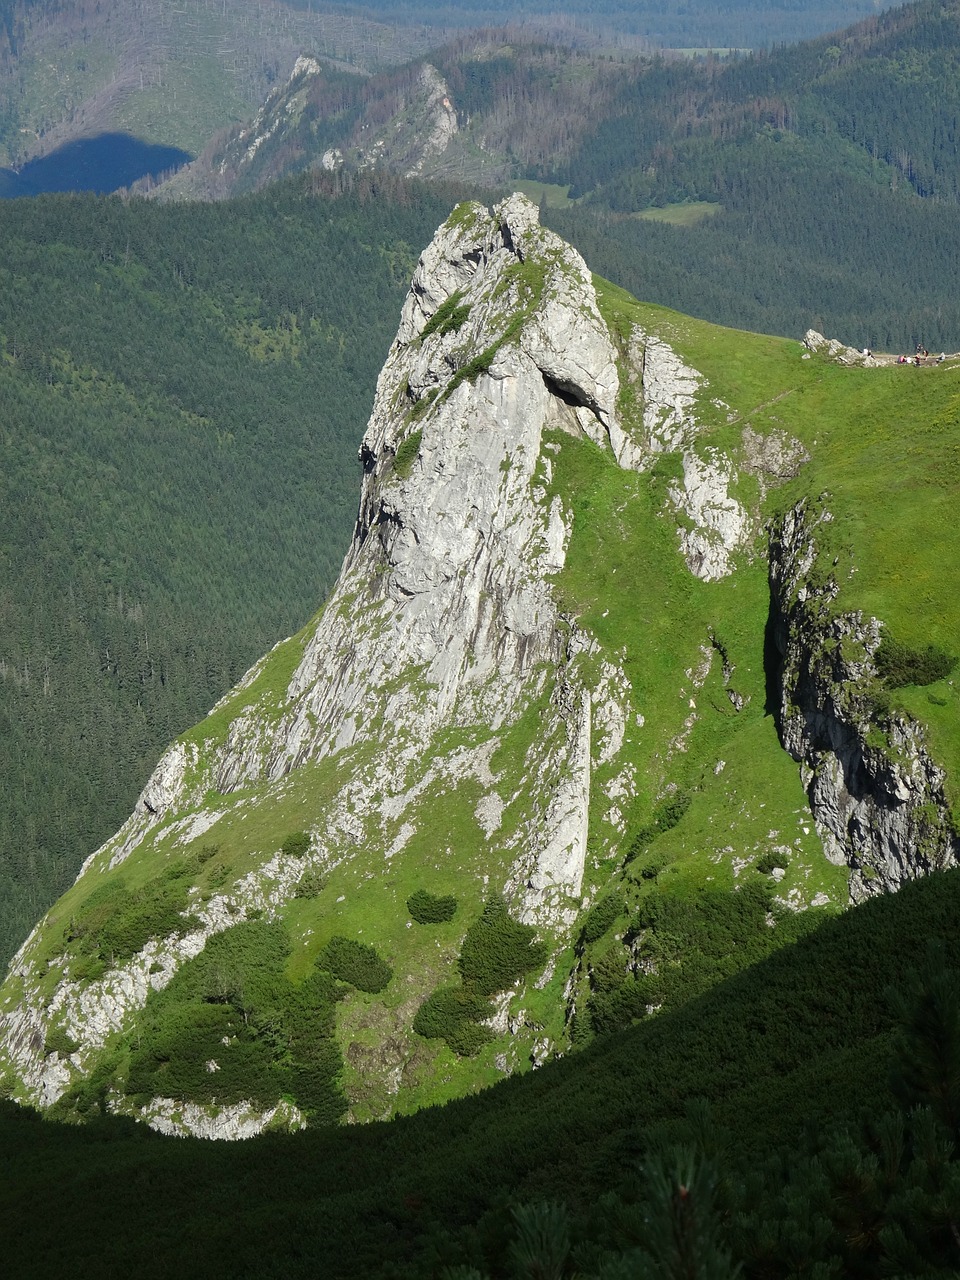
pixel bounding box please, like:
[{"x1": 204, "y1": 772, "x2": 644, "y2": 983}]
[{"x1": 876, "y1": 638, "x2": 957, "y2": 689}]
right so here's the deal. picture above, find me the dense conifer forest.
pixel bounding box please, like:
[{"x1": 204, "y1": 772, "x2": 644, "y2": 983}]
[{"x1": 0, "y1": 174, "x2": 470, "y2": 966}]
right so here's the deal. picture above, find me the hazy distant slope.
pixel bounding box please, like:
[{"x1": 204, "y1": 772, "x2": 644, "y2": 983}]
[
  {"x1": 287, "y1": 0, "x2": 883, "y2": 49},
  {"x1": 0, "y1": 0, "x2": 440, "y2": 169}
]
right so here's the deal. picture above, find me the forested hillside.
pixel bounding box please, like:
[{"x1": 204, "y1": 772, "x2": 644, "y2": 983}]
[
  {"x1": 0, "y1": 174, "x2": 468, "y2": 966},
  {"x1": 0, "y1": 0, "x2": 440, "y2": 169},
  {"x1": 176, "y1": 3, "x2": 960, "y2": 351},
  {"x1": 549, "y1": 0, "x2": 960, "y2": 206}
]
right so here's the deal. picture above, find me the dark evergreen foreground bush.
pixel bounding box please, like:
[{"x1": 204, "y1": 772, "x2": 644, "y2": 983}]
[
  {"x1": 318, "y1": 936, "x2": 393, "y2": 994},
  {"x1": 876, "y1": 638, "x2": 956, "y2": 688},
  {"x1": 407, "y1": 888, "x2": 458, "y2": 924}
]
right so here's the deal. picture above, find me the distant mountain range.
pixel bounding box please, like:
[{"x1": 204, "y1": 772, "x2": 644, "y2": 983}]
[
  {"x1": 0, "y1": 0, "x2": 889, "y2": 186},
  {"x1": 160, "y1": 4, "x2": 960, "y2": 213}
]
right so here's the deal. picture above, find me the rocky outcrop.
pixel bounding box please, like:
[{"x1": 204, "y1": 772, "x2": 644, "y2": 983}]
[
  {"x1": 803, "y1": 329, "x2": 877, "y2": 366},
  {"x1": 401, "y1": 65, "x2": 459, "y2": 177},
  {"x1": 769, "y1": 499, "x2": 957, "y2": 899},
  {"x1": 668, "y1": 449, "x2": 752, "y2": 582},
  {"x1": 7, "y1": 195, "x2": 952, "y2": 1136}
]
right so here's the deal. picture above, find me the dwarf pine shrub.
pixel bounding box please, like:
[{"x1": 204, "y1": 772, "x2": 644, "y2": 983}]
[
  {"x1": 407, "y1": 888, "x2": 458, "y2": 924},
  {"x1": 319, "y1": 936, "x2": 392, "y2": 994}
]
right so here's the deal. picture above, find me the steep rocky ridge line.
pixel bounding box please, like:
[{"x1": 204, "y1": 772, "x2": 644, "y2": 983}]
[{"x1": 0, "y1": 195, "x2": 647, "y2": 1130}]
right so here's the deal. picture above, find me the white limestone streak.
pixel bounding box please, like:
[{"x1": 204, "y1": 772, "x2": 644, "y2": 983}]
[{"x1": 667, "y1": 449, "x2": 752, "y2": 582}]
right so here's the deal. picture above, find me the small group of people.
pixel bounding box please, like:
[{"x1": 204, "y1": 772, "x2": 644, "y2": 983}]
[{"x1": 895, "y1": 345, "x2": 946, "y2": 366}]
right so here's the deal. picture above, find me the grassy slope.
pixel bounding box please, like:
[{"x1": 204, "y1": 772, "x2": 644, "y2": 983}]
[
  {"x1": 3, "y1": 863, "x2": 960, "y2": 1278},
  {"x1": 594, "y1": 281, "x2": 960, "y2": 788}
]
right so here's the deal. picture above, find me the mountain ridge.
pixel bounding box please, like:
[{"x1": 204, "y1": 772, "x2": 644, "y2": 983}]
[{"x1": 2, "y1": 193, "x2": 958, "y2": 1136}]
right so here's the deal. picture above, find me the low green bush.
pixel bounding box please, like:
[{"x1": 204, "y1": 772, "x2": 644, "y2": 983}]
[
  {"x1": 756, "y1": 852, "x2": 790, "y2": 875},
  {"x1": 458, "y1": 894, "x2": 547, "y2": 996},
  {"x1": 393, "y1": 428, "x2": 423, "y2": 479},
  {"x1": 95, "y1": 882, "x2": 199, "y2": 962},
  {"x1": 407, "y1": 889, "x2": 458, "y2": 924},
  {"x1": 44, "y1": 1027, "x2": 80, "y2": 1058},
  {"x1": 636, "y1": 855, "x2": 669, "y2": 881},
  {"x1": 65, "y1": 857, "x2": 209, "y2": 966},
  {"x1": 294, "y1": 867, "x2": 326, "y2": 899},
  {"x1": 412, "y1": 985, "x2": 493, "y2": 1058},
  {"x1": 281, "y1": 832, "x2": 311, "y2": 859},
  {"x1": 419, "y1": 290, "x2": 471, "y2": 340},
  {"x1": 118, "y1": 922, "x2": 347, "y2": 1123},
  {"x1": 319, "y1": 936, "x2": 392, "y2": 994},
  {"x1": 581, "y1": 893, "x2": 624, "y2": 945},
  {"x1": 623, "y1": 793, "x2": 692, "y2": 865},
  {"x1": 412, "y1": 895, "x2": 545, "y2": 1056},
  {"x1": 876, "y1": 638, "x2": 956, "y2": 688}
]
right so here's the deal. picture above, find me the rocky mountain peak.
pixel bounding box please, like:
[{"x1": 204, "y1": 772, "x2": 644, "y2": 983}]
[{"x1": 2, "y1": 196, "x2": 955, "y2": 1138}]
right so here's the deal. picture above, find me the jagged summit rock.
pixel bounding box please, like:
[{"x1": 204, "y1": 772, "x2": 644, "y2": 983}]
[
  {"x1": 0, "y1": 195, "x2": 644, "y2": 1130},
  {"x1": 1, "y1": 196, "x2": 955, "y2": 1138}
]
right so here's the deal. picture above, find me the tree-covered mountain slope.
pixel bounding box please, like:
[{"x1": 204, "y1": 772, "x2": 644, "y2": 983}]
[
  {"x1": 0, "y1": 0, "x2": 439, "y2": 170},
  {"x1": 4, "y1": 863, "x2": 960, "y2": 1277},
  {"x1": 0, "y1": 174, "x2": 470, "y2": 970},
  {"x1": 168, "y1": 3, "x2": 960, "y2": 209},
  {"x1": 160, "y1": 2, "x2": 960, "y2": 352},
  {"x1": 2, "y1": 195, "x2": 957, "y2": 1137}
]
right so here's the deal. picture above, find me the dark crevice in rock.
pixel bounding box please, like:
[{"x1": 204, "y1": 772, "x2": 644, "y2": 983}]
[
  {"x1": 763, "y1": 568, "x2": 784, "y2": 720},
  {"x1": 541, "y1": 370, "x2": 591, "y2": 411}
]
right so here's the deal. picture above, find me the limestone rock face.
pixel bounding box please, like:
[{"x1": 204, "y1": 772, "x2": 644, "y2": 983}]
[
  {"x1": 668, "y1": 449, "x2": 751, "y2": 582},
  {"x1": 401, "y1": 65, "x2": 459, "y2": 177},
  {"x1": 769, "y1": 499, "x2": 957, "y2": 898},
  {"x1": 218, "y1": 193, "x2": 621, "y2": 783},
  {"x1": 0, "y1": 196, "x2": 643, "y2": 1129}
]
